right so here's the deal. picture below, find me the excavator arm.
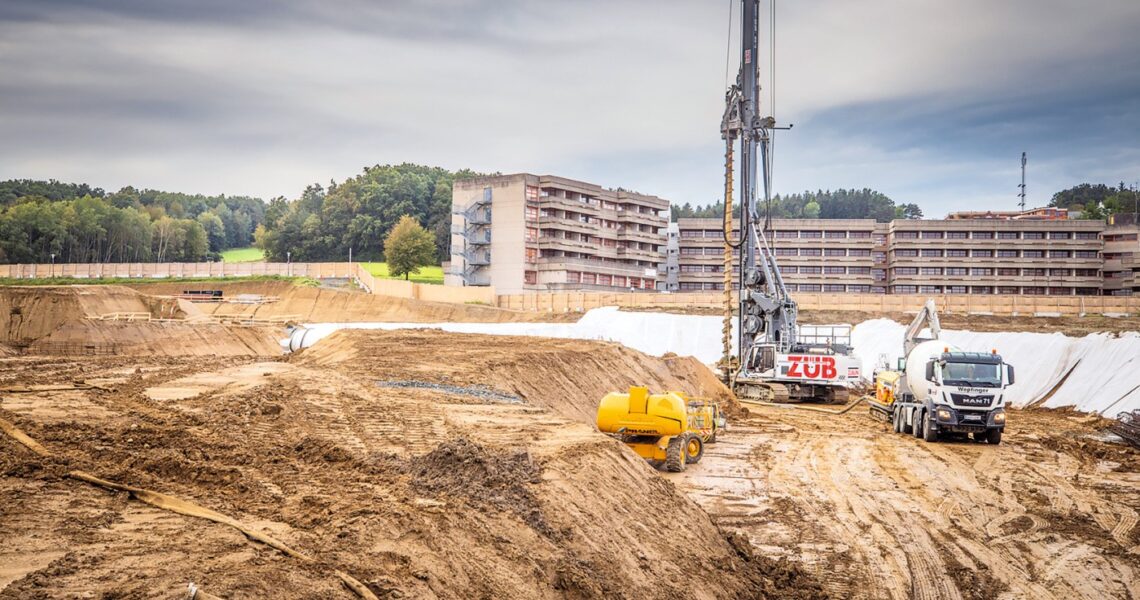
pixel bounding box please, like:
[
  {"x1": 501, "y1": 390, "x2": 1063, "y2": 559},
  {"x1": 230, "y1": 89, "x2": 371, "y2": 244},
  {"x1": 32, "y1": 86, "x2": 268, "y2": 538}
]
[{"x1": 903, "y1": 299, "x2": 942, "y2": 357}]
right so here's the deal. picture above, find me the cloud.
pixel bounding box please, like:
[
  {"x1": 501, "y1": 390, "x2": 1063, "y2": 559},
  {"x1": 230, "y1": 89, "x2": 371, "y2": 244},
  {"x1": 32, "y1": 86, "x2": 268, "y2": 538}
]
[{"x1": 0, "y1": 0, "x2": 1138, "y2": 217}]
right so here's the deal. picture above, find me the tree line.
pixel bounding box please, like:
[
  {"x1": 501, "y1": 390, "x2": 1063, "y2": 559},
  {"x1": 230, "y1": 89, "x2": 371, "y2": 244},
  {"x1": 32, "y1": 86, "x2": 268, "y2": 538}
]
[
  {"x1": 0, "y1": 179, "x2": 263, "y2": 264},
  {"x1": 670, "y1": 188, "x2": 922, "y2": 222},
  {"x1": 1050, "y1": 182, "x2": 1139, "y2": 220},
  {"x1": 255, "y1": 163, "x2": 485, "y2": 263}
]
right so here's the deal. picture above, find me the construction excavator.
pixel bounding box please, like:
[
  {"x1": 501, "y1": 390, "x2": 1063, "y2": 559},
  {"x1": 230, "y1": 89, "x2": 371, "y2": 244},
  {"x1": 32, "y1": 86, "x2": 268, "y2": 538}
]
[{"x1": 717, "y1": 0, "x2": 861, "y2": 403}]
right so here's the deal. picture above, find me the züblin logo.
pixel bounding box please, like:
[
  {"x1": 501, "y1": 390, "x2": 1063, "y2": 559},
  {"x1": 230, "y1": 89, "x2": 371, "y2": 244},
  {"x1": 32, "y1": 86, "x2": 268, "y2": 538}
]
[{"x1": 786, "y1": 355, "x2": 837, "y2": 379}]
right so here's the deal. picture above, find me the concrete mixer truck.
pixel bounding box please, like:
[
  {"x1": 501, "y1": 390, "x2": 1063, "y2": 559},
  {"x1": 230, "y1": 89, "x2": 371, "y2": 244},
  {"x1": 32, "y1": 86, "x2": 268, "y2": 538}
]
[{"x1": 871, "y1": 300, "x2": 1015, "y2": 444}]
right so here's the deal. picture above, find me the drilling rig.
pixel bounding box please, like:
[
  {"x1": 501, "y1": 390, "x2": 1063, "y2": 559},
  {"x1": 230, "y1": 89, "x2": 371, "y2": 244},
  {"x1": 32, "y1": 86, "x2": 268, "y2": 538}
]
[{"x1": 718, "y1": 0, "x2": 861, "y2": 402}]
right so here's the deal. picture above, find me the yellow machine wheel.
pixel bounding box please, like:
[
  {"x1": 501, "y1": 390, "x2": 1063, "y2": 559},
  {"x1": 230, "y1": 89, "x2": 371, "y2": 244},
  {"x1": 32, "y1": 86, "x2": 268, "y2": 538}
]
[{"x1": 685, "y1": 435, "x2": 704, "y2": 464}]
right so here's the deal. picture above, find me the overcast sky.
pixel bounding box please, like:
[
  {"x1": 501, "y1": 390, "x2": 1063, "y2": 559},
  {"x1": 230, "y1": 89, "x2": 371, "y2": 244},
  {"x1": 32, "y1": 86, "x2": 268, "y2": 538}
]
[{"x1": 2, "y1": 0, "x2": 1139, "y2": 217}]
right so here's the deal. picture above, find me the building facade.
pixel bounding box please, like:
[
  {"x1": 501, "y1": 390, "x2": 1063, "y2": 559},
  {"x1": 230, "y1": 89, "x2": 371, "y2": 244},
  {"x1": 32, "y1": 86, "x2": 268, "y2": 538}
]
[
  {"x1": 674, "y1": 217, "x2": 1116, "y2": 295},
  {"x1": 447, "y1": 174, "x2": 668, "y2": 294}
]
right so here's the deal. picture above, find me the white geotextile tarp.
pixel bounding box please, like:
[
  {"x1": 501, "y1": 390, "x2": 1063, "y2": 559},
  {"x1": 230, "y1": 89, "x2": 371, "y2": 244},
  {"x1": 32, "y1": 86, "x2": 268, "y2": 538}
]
[{"x1": 289, "y1": 307, "x2": 1140, "y2": 418}]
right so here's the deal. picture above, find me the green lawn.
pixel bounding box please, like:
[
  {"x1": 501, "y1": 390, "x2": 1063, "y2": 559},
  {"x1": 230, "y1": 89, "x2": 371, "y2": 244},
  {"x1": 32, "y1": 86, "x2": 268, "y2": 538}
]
[
  {"x1": 220, "y1": 247, "x2": 266, "y2": 262},
  {"x1": 361, "y1": 262, "x2": 444, "y2": 285}
]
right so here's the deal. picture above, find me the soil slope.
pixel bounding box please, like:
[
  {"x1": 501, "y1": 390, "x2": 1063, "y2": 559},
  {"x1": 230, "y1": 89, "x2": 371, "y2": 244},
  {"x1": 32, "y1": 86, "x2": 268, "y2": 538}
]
[{"x1": 0, "y1": 335, "x2": 816, "y2": 599}]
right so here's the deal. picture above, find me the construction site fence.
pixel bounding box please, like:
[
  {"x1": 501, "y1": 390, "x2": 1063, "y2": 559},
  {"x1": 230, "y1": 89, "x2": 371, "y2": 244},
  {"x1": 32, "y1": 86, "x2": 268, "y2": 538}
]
[
  {"x1": 495, "y1": 291, "x2": 1140, "y2": 316},
  {"x1": 0, "y1": 261, "x2": 499, "y2": 305}
]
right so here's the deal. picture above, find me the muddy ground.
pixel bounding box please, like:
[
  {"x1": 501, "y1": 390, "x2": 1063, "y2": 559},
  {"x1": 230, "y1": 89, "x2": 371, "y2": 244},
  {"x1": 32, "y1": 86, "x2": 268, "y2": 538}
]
[
  {"x1": 675, "y1": 404, "x2": 1140, "y2": 599},
  {"x1": 0, "y1": 333, "x2": 818, "y2": 599}
]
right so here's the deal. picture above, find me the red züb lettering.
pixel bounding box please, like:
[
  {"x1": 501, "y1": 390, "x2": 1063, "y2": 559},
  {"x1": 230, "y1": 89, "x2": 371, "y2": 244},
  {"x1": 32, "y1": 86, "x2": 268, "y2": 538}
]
[{"x1": 786, "y1": 356, "x2": 837, "y2": 380}]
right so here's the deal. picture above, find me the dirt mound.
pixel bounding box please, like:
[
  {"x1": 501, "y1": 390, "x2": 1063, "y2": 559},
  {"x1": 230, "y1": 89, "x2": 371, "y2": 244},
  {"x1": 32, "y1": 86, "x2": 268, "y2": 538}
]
[
  {"x1": 0, "y1": 286, "x2": 277, "y2": 357},
  {"x1": 129, "y1": 280, "x2": 577, "y2": 324},
  {"x1": 0, "y1": 285, "x2": 192, "y2": 346},
  {"x1": 1, "y1": 352, "x2": 819, "y2": 599},
  {"x1": 296, "y1": 329, "x2": 738, "y2": 423}
]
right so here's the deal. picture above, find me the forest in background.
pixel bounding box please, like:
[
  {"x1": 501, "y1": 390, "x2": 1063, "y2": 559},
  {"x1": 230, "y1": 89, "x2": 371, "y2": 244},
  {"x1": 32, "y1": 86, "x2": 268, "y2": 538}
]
[{"x1": 3, "y1": 171, "x2": 1133, "y2": 265}]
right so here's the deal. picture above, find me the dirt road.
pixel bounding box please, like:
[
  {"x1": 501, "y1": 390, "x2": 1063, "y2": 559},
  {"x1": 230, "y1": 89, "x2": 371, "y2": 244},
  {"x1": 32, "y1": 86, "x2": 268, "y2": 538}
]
[{"x1": 673, "y1": 405, "x2": 1140, "y2": 599}]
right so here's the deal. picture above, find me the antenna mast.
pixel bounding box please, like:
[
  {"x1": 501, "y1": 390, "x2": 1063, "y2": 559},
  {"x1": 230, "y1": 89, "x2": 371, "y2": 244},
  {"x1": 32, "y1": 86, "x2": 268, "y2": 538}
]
[{"x1": 1018, "y1": 152, "x2": 1027, "y2": 211}]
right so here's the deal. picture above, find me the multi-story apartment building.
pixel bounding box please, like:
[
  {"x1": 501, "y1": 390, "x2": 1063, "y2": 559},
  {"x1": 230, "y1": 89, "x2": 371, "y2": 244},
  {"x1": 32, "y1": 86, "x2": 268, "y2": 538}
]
[
  {"x1": 447, "y1": 174, "x2": 668, "y2": 294},
  {"x1": 674, "y1": 217, "x2": 1110, "y2": 295},
  {"x1": 1103, "y1": 216, "x2": 1140, "y2": 296},
  {"x1": 673, "y1": 218, "x2": 888, "y2": 293},
  {"x1": 885, "y1": 219, "x2": 1103, "y2": 296}
]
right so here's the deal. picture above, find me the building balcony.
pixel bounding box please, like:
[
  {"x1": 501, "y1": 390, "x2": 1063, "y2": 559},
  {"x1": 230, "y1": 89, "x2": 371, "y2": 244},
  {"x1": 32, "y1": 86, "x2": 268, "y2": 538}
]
[{"x1": 534, "y1": 257, "x2": 648, "y2": 277}]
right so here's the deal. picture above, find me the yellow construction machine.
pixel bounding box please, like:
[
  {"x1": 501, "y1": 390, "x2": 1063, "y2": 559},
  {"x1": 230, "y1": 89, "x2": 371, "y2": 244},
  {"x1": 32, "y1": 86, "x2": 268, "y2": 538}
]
[{"x1": 596, "y1": 386, "x2": 725, "y2": 472}]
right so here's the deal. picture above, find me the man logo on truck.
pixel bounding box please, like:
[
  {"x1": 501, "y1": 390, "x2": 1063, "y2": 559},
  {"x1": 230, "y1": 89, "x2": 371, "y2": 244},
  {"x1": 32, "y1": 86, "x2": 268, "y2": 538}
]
[{"x1": 785, "y1": 355, "x2": 838, "y2": 379}]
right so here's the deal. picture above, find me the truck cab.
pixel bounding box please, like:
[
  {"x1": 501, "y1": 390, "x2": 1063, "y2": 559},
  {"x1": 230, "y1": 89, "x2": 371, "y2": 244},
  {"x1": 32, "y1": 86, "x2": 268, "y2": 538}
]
[{"x1": 897, "y1": 349, "x2": 1015, "y2": 444}]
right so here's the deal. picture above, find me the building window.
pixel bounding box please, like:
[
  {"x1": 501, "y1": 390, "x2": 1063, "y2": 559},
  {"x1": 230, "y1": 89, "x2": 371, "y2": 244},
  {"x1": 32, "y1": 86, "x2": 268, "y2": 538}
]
[
  {"x1": 597, "y1": 274, "x2": 612, "y2": 286},
  {"x1": 921, "y1": 249, "x2": 943, "y2": 257},
  {"x1": 581, "y1": 272, "x2": 597, "y2": 285},
  {"x1": 776, "y1": 230, "x2": 798, "y2": 239},
  {"x1": 801, "y1": 230, "x2": 822, "y2": 238},
  {"x1": 895, "y1": 231, "x2": 919, "y2": 239},
  {"x1": 1075, "y1": 287, "x2": 1098, "y2": 296},
  {"x1": 849, "y1": 285, "x2": 871, "y2": 293},
  {"x1": 1049, "y1": 250, "x2": 1071, "y2": 258},
  {"x1": 526, "y1": 206, "x2": 538, "y2": 221},
  {"x1": 946, "y1": 267, "x2": 968, "y2": 276},
  {"x1": 947, "y1": 286, "x2": 968, "y2": 294},
  {"x1": 775, "y1": 248, "x2": 798, "y2": 256},
  {"x1": 785, "y1": 284, "x2": 798, "y2": 292},
  {"x1": 825, "y1": 248, "x2": 846, "y2": 256},
  {"x1": 823, "y1": 284, "x2": 845, "y2": 292},
  {"x1": 800, "y1": 266, "x2": 823, "y2": 275},
  {"x1": 849, "y1": 266, "x2": 872, "y2": 275},
  {"x1": 612, "y1": 276, "x2": 626, "y2": 288},
  {"x1": 973, "y1": 231, "x2": 995, "y2": 239},
  {"x1": 996, "y1": 250, "x2": 1018, "y2": 258},
  {"x1": 972, "y1": 268, "x2": 993, "y2": 276},
  {"x1": 921, "y1": 267, "x2": 942, "y2": 275},
  {"x1": 825, "y1": 231, "x2": 847, "y2": 239},
  {"x1": 525, "y1": 248, "x2": 537, "y2": 263},
  {"x1": 997, "y1": 268, "x2": 1019, "y2": 276},
  {"x1": 921, "y1": 231, "x2": 944, "y2": 239},
  {"x1": 1050, "y1": 231, "x2": 1071, "y2": 240},
  {"x1": 1023, "y1": 250, "x2": 1045, "y2": 258},
  {"x1": 850, "y1": 249, "x2": 871, "y2": 257},
  {"x1": 919, "y1": 285, "x2": 943, "y2": 294},
  {"x1": 873, "y1": 269, "x2": 887, "y2": 281},
  {"x1": 524, "y1": 270, "x2": 536, "y2": 285},
  {"x1": 1049, "y1": 268, "x2": 1071, "y2": 277},
  {"x1": 1075, "y1": 232, "x2": 1099, "y2": 240},
  {"x1": 1075, "y1": 269, "x2": 1099, "y2": 277},
  {"x1": 973, "y1": 249, "x2": 994, "y2": 258},
  {"x1": 525, "y1": 186, "x2": 539, "y2": 203},
  {"x1": 801, "y1": 248, "x2": 823, "y2": 257},
  {"x1": 998, "y1": 231, "x2": 1019, "y2": 239},
  {"x1": 1048, "y1": 287, "x2": 1070, "y2": 295},
  {"x1": 896, "y1": 249, "x2": 918, "y2": 257},
  {"x1": 894, "y1": 285, "x2": 918, "y2": 294},
  {"x1": 525, "y1": 227, "x2": 538, "y2": 243},
  {"x1": 971, "y1": 286, "x2": 992, "y2": 294},
  {"x1": 800, "y1": 284, "x2": 822, "y2": 292},
  {"x1": 1075, "y1": 250, "x2": 1099, "y2": 258},
  {"x1": 483, "y1": 187, "x2": 493, "y2": 202},
  {"x1": 783, "y1": 266, "x2": 799, "y2": 274},
  {"x1": 895, "y1": 267, "x2": 919, "y2": 276},
  {"x1": 1023, "y1": 232, "x2": 1045, "y2": 240},
  {"x1": 1023, "y1": 268, "x2": 1046, "y2": 277},
  {"x1": 850, "y1": 231, "x2": 872, "y2": 238},
  {"x1": 997, "y1": 286, "x2": 1019, "y2": 294},
  {"x1": 566, "y1": 271, "x2": 581, "y2": 284},
  {"x1": 947, "y1": 231, "x2": 968, "y2": 239},
  {"x1": 824, "y1": 266, "x2": 846, "y2": 274},
  {"x1": 946, "y1": 249, "x2": 968, "y2": 258},
  {"x1": 873, "y1": 251, "x2": 887, "y2": 263}
]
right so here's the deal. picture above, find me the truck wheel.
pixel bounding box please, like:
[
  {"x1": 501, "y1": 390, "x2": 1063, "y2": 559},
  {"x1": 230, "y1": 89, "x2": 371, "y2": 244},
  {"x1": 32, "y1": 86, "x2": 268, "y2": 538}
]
[
  {"x1": 986, "y1": 428, "x2": 1003, "y2": 445},
  {"x1": 685, "y1": 435, "x2": 704, "y2": 464},
  {"x1": 892, "y1": 409, "x2": 902, "y2": 433},
  {"x1": 912, "y1": 410, "x2": 924, "y2": 438},
  {"x1": 922, "y1": 414, "x2": 938, "y2": 442},
  {"x1": 665, "y1": 435, "x2": 687, "y2": 472}
]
